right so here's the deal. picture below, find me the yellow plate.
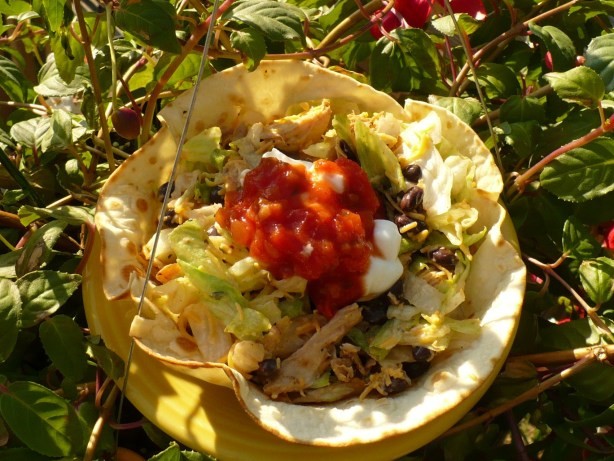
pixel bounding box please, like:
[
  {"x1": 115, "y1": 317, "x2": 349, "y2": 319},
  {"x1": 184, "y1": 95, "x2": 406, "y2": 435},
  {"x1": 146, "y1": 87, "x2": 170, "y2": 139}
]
[{"x1": 83, "y1": 234, "x2": 516, "y2": 461}]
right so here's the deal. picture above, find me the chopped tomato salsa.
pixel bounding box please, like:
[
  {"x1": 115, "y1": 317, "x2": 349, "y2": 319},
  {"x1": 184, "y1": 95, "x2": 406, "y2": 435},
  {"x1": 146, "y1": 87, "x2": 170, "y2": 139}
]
[{"x1": 216, "y1": 157, "x2": 380, "y2": 317}]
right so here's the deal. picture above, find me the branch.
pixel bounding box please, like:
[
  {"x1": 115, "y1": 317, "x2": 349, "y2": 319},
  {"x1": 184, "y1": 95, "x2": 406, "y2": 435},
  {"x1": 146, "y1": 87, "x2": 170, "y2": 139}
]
[
  {"x1": 139, "y1": 0, "x2": 235, "y2": 145},
  {"x1": 514, "y1": 113, "x2": 614, "y2": 191},
  {"x1": 73, "y1": 0, "x2": 116, "y2": 172},
  {"x1": 442, "y1": 354, "x2": 597, "y2": 438}
]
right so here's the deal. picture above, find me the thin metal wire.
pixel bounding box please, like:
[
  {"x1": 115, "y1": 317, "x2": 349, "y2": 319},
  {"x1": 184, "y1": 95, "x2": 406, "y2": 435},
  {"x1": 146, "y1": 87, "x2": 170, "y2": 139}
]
[{"x1": 115, "y1": 0, "x2": 223, "y2": 430}]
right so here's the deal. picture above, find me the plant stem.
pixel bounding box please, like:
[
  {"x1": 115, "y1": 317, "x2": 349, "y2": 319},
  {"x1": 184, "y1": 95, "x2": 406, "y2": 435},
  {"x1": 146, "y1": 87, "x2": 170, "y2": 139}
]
[
  {"x1": 83, "y1": 384, "x2": 119, "y2": 461},
  {"x1": 509, "y1": 344, "x2": 614, "y2": 365},
  {"x1": 73, "y1": 0, "x2": 116, "y2": 172},
  {"x1": 505, "y1": 410, "x2": 531, "y2": 461},
  {"x1": 106, "y1": 2, "x2": 118, "y2": 111},
  {"x1": 449, "y1": 0, "x2": 580, "y2": 96},
  {"x1": 315, "y1": 0, "x2": 385, "y2": 50},
  {"x1": 442, "y1": 354, "x2": 596, "y2": 438},
  {"x1": 139, "y1": 0, "x2": 235, "y2": 145},
  {"x1": 514, "y1": 115, "x2": 612, "y2": 191},
  {"x1": 526, "y1": 256, "x2": 614, "y2": 342}
]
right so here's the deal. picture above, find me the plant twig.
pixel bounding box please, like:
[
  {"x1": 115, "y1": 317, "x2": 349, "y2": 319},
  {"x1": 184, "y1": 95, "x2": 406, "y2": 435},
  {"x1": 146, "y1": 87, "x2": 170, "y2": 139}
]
[
  {"x1": 83, "y1": 384, "x2": 119, "y2": 461},
  {"x1": 73, "y1": 0, "x2": 116, "y2": 172},
  {"x1": 509, "y1": 344, "x2": 614, "y2": 365},
  {"x1": 514, "y1": 113, "x2": 614, "y2": 191},
  {"x1": 449, "y1": 0, "x2": 580, "y2": 96},
  {"x1": 442, "y1": 354, "x2": 597, "y2": 438},
  {"x1": 526, "y1": 256, "x2": 614, "y2": 342},
  {"x1": 139, "y1": 0, "x2": 235, "y2": 145}
]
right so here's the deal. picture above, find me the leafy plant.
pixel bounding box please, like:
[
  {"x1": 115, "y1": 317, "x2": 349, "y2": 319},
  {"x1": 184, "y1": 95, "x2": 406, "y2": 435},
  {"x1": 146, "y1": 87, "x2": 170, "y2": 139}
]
[{"x1": 1, "y1": 0, "x2": 614, "y2": 460}]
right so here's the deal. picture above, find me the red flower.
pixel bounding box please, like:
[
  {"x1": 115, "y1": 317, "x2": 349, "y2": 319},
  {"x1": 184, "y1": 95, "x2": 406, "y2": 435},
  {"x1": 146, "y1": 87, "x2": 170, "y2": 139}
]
[
  {"x1": 370, "y1": 0, "x2": 486, "y2": 38},
  {"x1": 603, "y1": 221, "x2": 614, "y2": 250}
]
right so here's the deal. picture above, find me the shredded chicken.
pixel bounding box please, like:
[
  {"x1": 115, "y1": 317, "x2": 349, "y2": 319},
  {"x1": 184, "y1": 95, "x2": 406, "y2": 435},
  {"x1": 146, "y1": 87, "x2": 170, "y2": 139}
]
[
  {"x1": 262, "y1": 100, "x2": 333, "y2": 152},
  {"x1": 261, "y1": 314, "x2": 324, "y2": 359},
  {"x1": 292, "y1": 379, "x2": 365, "y2": 403},
  {"x1": 263, "y1": 304, "x2": 362, "y2": 398}
]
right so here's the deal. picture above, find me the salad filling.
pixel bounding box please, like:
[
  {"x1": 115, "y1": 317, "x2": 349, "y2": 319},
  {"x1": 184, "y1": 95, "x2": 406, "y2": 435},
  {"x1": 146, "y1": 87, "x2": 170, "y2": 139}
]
[{"x1": 132, "y1": 99, "x2": 484, "y2": 403}]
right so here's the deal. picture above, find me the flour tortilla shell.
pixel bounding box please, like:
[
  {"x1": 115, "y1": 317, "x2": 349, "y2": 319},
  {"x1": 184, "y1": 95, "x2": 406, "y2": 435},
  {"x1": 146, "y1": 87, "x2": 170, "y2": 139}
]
[{"x1": 94, "y1": 60, "x2": 524, "y2": 446}]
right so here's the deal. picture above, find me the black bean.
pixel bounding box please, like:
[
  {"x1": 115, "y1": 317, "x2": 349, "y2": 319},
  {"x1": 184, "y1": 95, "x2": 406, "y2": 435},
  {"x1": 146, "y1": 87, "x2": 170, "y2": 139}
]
[
  {"x1": 251, "y1": 358, "x2": 279, "y2": 385},
  {"x1": 393, "y1": 214, "x2": 426, "y2": 234},
  {"x1": 383, "y1": 377, "x2": 410, "y2": 395},
  {"x1": 209, "y1": 185, "x2": 224, "y2": 204},
  {"x1": 157, "y1": 182, "x2": 174, "y2": 202},
  {"x1": 361, "y1": 296, "x2": 389, "y2": 324},
  {"x1": 412, "y1": 346, "x2": 433, "y2": 362},
  {"x1": 430, "y1": 247, "x2": 458, "y2": 271},
  {"x1": 402, "y1": 361, "x2": 431, "y2": 379},
  {"x1": 402, "y1": 164, "x2": 422, "y2": 183},
  {"x1": 162, "y1": 208, "x2": 177, "y2": 227},
  {"x1": 340, "y1": 139, "x2": 357, "y2": 161},
  {"x1": 399, "y1": 187, "x2": 424, "y2": 212}
]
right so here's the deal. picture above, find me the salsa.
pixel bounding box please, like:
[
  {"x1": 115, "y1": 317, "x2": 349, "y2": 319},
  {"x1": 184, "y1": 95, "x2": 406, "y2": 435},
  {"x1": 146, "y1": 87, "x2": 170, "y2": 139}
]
[{"x1": 216, "y1": 156, "x2": 380, "y2": 317}]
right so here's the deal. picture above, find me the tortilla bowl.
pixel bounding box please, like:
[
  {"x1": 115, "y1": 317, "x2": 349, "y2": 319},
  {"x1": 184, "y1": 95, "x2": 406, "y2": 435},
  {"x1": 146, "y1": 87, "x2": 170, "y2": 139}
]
[{"x1": 94, "y1": 60, "x2": 526, "y2": 447}]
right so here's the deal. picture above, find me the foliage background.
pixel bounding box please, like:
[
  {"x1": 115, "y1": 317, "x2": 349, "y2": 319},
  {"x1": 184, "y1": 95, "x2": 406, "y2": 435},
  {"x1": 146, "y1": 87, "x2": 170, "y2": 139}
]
[{"x1": 1, "y1": 0, "x2": 614, "y2": 460}]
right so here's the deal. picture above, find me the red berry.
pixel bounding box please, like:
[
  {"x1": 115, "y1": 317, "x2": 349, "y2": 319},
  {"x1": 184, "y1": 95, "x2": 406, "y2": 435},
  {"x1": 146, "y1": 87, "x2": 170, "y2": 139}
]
[
  {"x1": 370, "y1": 10, "x2": 402, "y2": 38},
  {"x1": 111, "y1": 107, "x2": 142, "y2": 140},
  {"x1": 544, "y1": 51, "x2": 554, "y2": 71},
  {"x1": 395, "y1": 0, "x2": 432, "y2": 28}
]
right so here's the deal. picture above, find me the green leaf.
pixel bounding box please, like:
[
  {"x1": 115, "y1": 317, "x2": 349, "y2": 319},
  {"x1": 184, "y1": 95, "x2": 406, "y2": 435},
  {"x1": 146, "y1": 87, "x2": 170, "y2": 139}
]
[
  {"x1": 540, "y1": 138, "x2": 614, "y2": 202},
  {"x1": 432, "y1": 97, "x2": 482, "y2": 126},
  {"x1": 0, "y1": 381, "x2": 84, "y2": 457},
  {"x1": 0, "y1": 55, "x2": 31, "y2": 103},
  {"x1": 86, "y1": 338, "x2": 125, "y2": 381},
  {"x1": 0, "y1": 278, "x2": 21, "y2": 362},
  {"x1": 231, "y1": 28, "x2": 267, "y2": 71},
  {"x1": 0, "y1": 448, "x2": 50, "y2": 461},
  {"x1": 17, "y1": 270, "x2": 82, "y2": 328},
  {"x1": 539, "y1": 318, "x2": 606, "y2": 350},
  {"x1": 0, "y1": 0, "x2": 32, "y2": 16},
  {"x1": 562, "y1": 216, "x2": 602, "y2": 260},
  {"x1": 567, "y1": 361, "x2": 614, "y2": 401},
  {"x1": 475, "y1": 62, "x2": 520, "y2": 99},
  {"x1": 568, "y1": 402, "x2": 614, "y2": 427},
  {"x1": 149, "y1": 442, "x2": 216, "y2": 461},
  {"x1": 115, "y1": 0, "x2": 181, "y2": 54},
  {"x1": 39, "y1": 315, "x2": 88, "y2": 381},
  {"x1": 497, "y1": 121, "x2": 539, "y2": 159},
  {"x1": 431, "y1": 13, "x2": 481, "y2": 37},
  {"x1": 579, "y1": 257, "x2": 614, "y2": 305},
  {"x1": 40, "y1": 109, "x2": 73, "y2": 153},
  {"x1": 529, "y1": 24, "x2": 576, "y2": 71},
  {"x1": 544, "y1": 67, "x2": 605, "y2": 108},
  {"x1": 42, "y1": 0, "x2": 67, "y2": 33},
  {"x1": 499, "y1": 95, "x2": 546, "y2": 123},
  {"x1": 18, "y1": 205, "x2": 94, "y2": 226},
  {"x1": 226, "y1": 0, "x2": 305, "y2": 42},
  {"x1": 150, "y1": 442, "x2": 182, "y2": 461},
  {"x1": 585, "y1": 32, "x2": 614, "y2": 92},
  {"x1": 15, "y1": 220, "x2": 67, "y2": 277},
  {"x1": 154, "y1": 54, "x2": 206, "y2": 91},
  {"x1": 34, "y1": 55, "x2": 89, "y2": 97},
  {"x1": 50, "y1": 29, "x2": 86, "y2": 84},
  {"x1": 0, "y1": 147, "x2": 44, "y2": 207},
  {"x1": 370, "y1": 28, "x2": 440, "y2": 93},
  {"x1": 0, "y1": 250, "x2": 21, "y2": 279}
]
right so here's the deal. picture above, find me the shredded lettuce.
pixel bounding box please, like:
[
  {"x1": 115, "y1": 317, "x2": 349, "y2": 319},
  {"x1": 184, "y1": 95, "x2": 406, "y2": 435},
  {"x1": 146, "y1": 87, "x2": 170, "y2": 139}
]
[
  {"x1": 179, "y1": 260, "x2": 271, "y2": 340},
  {"x1": 427, "y1": 202, "x2": 479, "y2": 246},
  {"x1": 182, "y1": 126, "x2": 229, "y2": 172},
  {"x1": 353, "y1": 118, "x2": 405, "y2": 193}
]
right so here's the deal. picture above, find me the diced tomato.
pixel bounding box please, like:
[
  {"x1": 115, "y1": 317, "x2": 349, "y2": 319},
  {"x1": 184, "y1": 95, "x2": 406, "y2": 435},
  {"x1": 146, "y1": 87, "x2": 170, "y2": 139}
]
[{"x1": 217, "y1": 157, "x2": 380, "y2": 317}]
